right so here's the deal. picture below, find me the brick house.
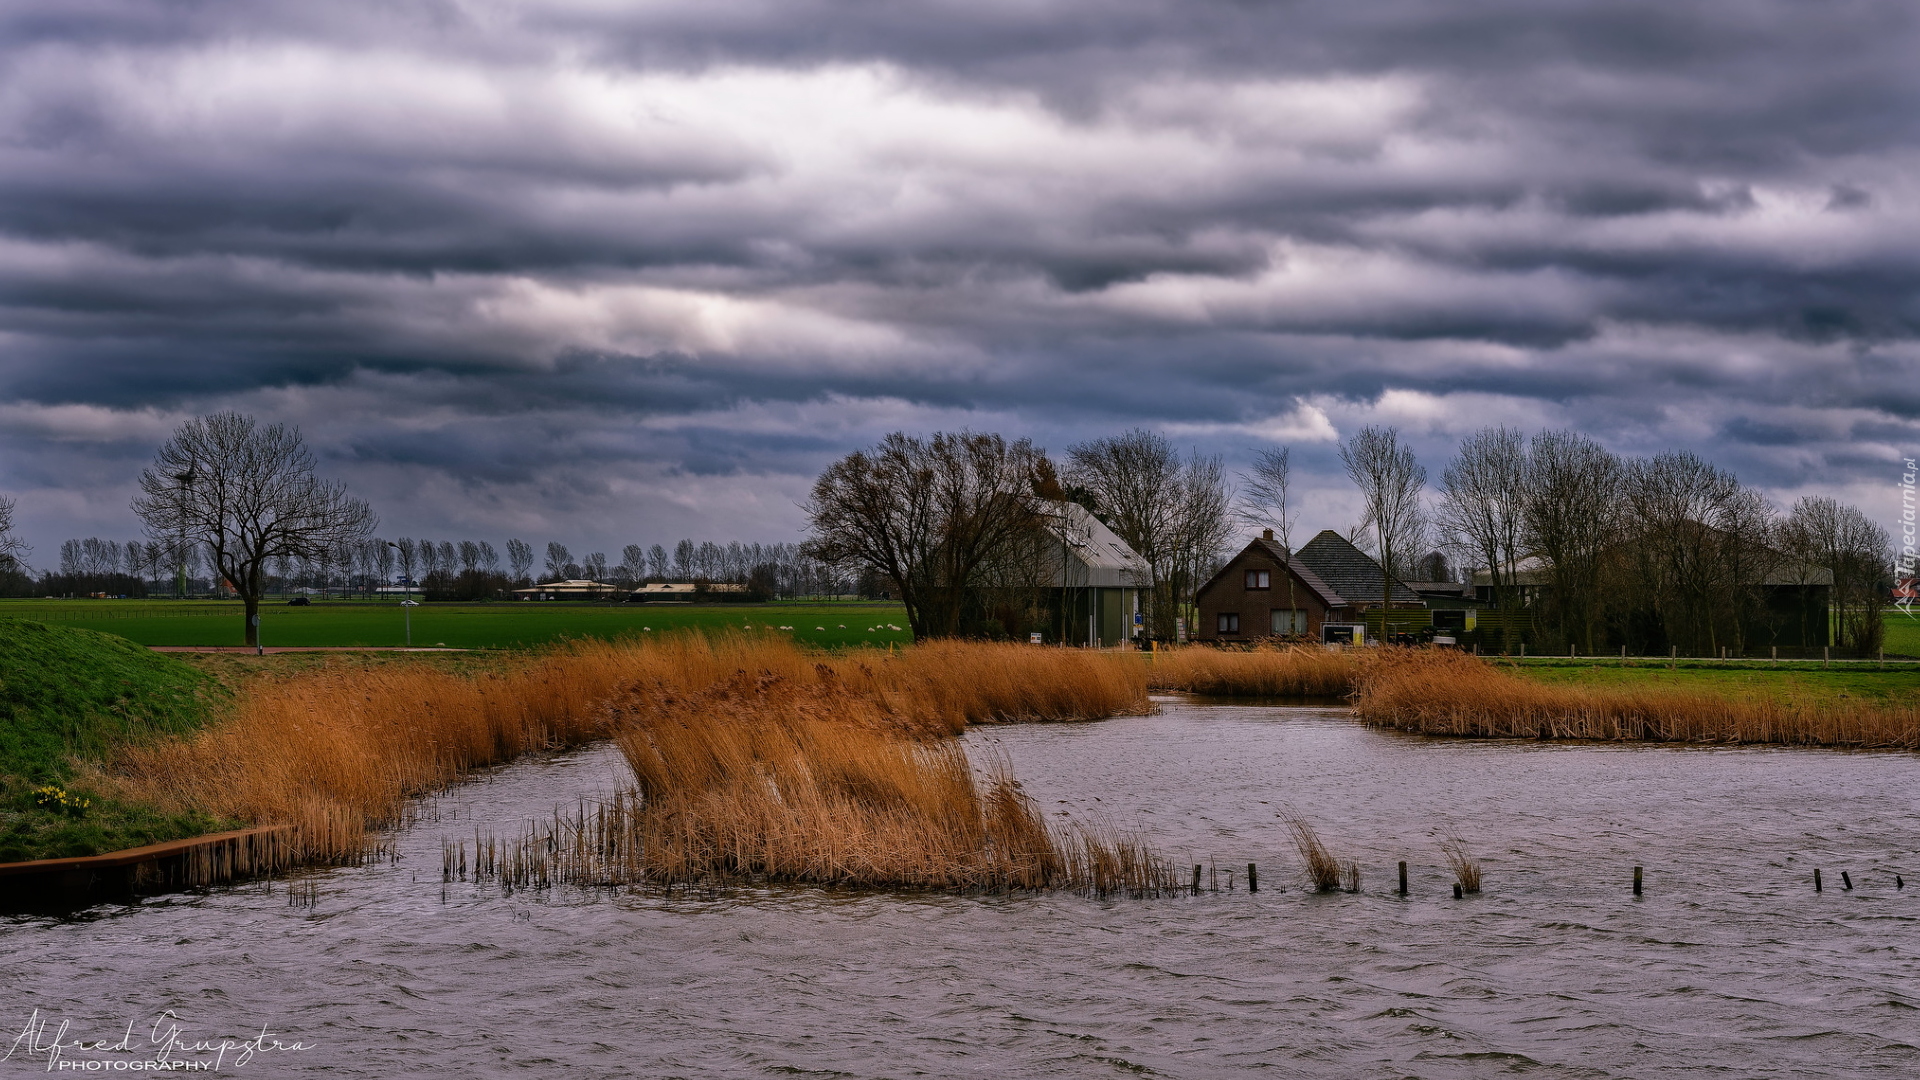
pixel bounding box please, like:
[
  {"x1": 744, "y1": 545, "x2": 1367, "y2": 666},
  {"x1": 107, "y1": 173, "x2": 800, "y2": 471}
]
[{"x1": 1194, "y1": 530, "x2": 1345, "y2": 642}]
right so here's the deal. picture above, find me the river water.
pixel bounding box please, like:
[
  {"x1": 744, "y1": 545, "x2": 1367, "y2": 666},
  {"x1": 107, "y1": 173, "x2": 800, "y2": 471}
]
[{"x1": 5, "y1": 701, "x2": 1918, "y2": 1078}]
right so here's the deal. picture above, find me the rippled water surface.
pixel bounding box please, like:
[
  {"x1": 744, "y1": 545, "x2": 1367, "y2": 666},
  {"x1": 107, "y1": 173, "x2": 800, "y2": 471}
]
[{"x1": 6, "y1": 701, "x2": 1919, "y2": 1078}]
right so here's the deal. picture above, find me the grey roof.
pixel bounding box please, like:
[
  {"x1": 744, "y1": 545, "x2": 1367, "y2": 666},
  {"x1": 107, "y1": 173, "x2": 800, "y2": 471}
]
[
  {"x1": 1296, "y1": 530, "x2": 1423, "y2": 606},
  {"x1": 1043, "y1": 502, "x2": 1148, "y2": 588},
  {"x1": 1194, "y1": 536, "x2": 1347, "y2": 609},
  {"x1": 1406, "y1": 580, "x2": 1475, "y2": 597}
]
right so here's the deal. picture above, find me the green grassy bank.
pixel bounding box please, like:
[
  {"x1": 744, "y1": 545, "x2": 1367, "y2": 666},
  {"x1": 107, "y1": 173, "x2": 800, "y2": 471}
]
[
  {"x1": 1500, "y1": 656, "x2": 1920, "y2": 705},
  {"x1": 0, "y1": 598, "x2": 913, "y2": 650},
  {"x1": 0, "y1": 620, "x2": 235, "y2": 862}
]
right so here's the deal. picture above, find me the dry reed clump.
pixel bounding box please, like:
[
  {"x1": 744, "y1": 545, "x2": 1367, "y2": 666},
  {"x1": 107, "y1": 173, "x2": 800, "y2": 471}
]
[
  {"x1": 1353, "y1": 648, "x2": 1920, "y2": 749},
  {"x1": 97, "y1": 634, "x2": 1153, "y2": 871},
  {"x1": 1280, "y1": 812, "x2": 1348, "y2": 892},
  {"x1": 1439, "y1": 834, "x2": 1481, "y2": 893},
  {"x1": 590, "y1": 672, "x2": 1175, "y2": 893},
  {"x1": 1147, "y1": 644, "x2": 1359, "y2": 698}
]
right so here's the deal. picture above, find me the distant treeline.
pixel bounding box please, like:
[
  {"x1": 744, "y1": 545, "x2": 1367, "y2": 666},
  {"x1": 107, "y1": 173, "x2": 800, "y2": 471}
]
[{"x1": 8, "y1": 534, "x2": 870, "y2": 602}]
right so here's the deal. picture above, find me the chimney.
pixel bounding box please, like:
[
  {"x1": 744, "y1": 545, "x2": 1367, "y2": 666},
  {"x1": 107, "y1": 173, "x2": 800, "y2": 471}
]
[{"x1": 1262, "y1": 528, "x2": 1274, "y2": 541}]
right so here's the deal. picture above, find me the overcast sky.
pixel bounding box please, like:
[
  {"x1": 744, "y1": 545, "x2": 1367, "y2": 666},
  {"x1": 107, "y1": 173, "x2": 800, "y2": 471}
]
[{"x1": 2, "y1": 0, "x2": 1916, "y2": 562}]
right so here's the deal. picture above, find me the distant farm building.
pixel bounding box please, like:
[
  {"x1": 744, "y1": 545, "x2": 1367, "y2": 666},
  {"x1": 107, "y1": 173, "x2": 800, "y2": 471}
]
[
  {"x1": 512, "y1": 579, "x2": 619, "y2": 600},
  {"x1": 630, "y1": 582, "x2": 749, "y2": 602}
]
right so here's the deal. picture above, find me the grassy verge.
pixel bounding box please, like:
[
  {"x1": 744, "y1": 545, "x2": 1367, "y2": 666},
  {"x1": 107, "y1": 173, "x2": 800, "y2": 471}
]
[
  {"x1": 1886, "y1": 610, "x2": 1920, "y2": 658},
  {"x1": 1498, "y1": 657, "x2": 1920, "y2": 705},
  {"x1": 0, "y1": 620, "x2": 236, "y2": 861}
]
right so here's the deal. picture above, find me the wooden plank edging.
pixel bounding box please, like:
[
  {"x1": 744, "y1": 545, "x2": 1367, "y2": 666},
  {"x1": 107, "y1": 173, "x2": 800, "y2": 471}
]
[{"x1": 0, "y1": 825, "x2": 295, "y2": 877}]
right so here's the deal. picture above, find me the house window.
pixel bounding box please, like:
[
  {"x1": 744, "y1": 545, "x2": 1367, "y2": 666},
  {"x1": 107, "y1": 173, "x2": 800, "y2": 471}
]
[
  {"x1": 1244, "y1": 569, "x2": 1271, "y2": 590},
  {"x1": 1217, "y1": 612, "x2": 1240, "y2": 634},
  {"x1": 1271, "y1": 609, "x2": 1306, "y2": 635}
]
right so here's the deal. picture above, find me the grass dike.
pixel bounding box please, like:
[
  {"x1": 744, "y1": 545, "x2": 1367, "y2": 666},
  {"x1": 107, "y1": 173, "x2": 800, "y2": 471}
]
[{"x1": 0, "y1": 619, "x2": 235, "y2": 863}]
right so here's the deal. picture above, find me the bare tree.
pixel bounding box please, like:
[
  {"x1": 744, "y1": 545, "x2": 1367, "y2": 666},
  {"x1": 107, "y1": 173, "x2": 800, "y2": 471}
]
[
  {"x1": 543, "y1": 542, "x2": 571, "y2": 582},
  {"x1": 373, "y1": 538, "x2": 397, "y2": 590},
  {"x1": 1618, "y1": 450, "x2": 1773, "y2": 657},
  {"x1": 1784, "y1": 495, "x2": 1891, "y2": 654},
  {"x1": 0, "y1": 496, "x2": 26, "y2": 574},
  {"x1": 1237, "y1": 447, "x2": 1297, "y2": 546},
  {"x1": 1434, "y1": 426, "x2": 1527, "y2": 606},
  {"x1": 133, "y1": 412, "x2": 374, "y2": 647},
  {"x1": 1522, "y1": 431, "x2": 1623, "y2": 652},
  {"x1": 804, "y1": 431, "x2": 1051, "y2": 638},
  {"x1": 1340, "y1": 426, "x2": 1427, "y2": 620},
  {"x1": 458, "y1": 540, "x2": 482, "y2": 575},
  {"x1": 647, "y1": 543, "x2": 668, "y2": 580},
  {"x1": 505, "y1": 538, "x2": 534, "y2": 583},
  {"x1": 584, "y1": 551, "x2": 609, "y2": 582},
  {"x1": 619, "y1": 544, "x2": 647, "y2": 585},
  {"x1": 478, "y1": 541, "x2": 500, "y2": 575},
  {"x1": 395, "y1": 538, "x2": 420, "y2": 589},
  {"x1": 1065, "y1": 430, "x2": 1228, "y2": 639}
]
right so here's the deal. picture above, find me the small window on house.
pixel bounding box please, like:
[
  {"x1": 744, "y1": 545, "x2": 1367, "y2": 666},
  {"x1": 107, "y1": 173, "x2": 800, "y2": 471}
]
[
  {"x1": 1244, "y1": 569, "x2": 1270, "y2": 590},
  {"x1": 1271, "y1": 609, "x2": 1306, "y2": 635},
  {"x1": 1217, "y1": 612, "x2": 1240, "y2": 634}
]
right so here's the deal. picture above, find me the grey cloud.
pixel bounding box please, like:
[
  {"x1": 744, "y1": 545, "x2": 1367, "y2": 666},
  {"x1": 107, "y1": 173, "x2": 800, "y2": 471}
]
[{"x1": 0, "y1": 0, "x2": 1917, "y2": 552}]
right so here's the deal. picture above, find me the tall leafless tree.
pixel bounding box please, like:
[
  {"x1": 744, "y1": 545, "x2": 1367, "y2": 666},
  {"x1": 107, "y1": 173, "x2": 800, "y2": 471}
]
[
  {"x1": 1340, "y1": 426, "x2": 1427, "y2": 621},
  {"x1": 543, "y1": 542, "x2": 571, "y2": 582},
  {"x1": 1520, "y1": 431, "x2": 1624, "y2": 652},
  {"x1": 133, "y1": 412, "x2": 374, "y2": 647},
  {"x1": 1783, "y1": 495, "x2": 1891, "y2": 654},
  {"x1": 805, "y1": 431, "x2": 1051, "y2": 638},
  {"x1": 1434, "y1": 426, "x2": 1527, "y2": 609},
  {"x1": 1618, "y1": 450, "x2": 1773, "y2": 657},
  {"x1": 505, "y1": 538, "x2": 534, "y2": 584},
  {"x1": 0, "y1": 496, "x2": 26, "y2": 574},
  {"x1": 1065, "y1": 430, "x2": 1230, "y2": 639},
  {"x1": 1237, "y1": 446, "x2": 1302, "y2": 629}
]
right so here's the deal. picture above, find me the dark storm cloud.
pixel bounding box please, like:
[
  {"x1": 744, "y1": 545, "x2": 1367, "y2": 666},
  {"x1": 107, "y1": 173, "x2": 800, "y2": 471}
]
[{"x1": 0, "y1": 0, "x2": 1916, "y2": 551}]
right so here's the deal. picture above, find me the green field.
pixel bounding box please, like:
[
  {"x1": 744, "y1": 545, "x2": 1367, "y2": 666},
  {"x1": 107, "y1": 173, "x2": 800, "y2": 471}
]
[
  {"x1": 0, "y1": 598, "x2": 914, "y2": 650},
  {"x1": 1501, "y1": 656, "x2": 1920, "y2": 704},
  {"x1": 1886, "y1": 608, "x2": 1920, "y2": 658}
]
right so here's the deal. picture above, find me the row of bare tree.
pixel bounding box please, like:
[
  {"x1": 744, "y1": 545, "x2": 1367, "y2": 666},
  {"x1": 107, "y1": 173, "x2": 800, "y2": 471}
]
[{"x1": 1418, "y1": 426, "x2": 1892, "y2": 655}]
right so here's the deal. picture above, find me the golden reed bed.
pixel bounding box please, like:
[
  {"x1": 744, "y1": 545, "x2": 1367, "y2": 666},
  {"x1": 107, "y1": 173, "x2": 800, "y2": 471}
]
[
  {"x1": 1352, "y1": 648, "x2": 1920, "y2": 749},
  {"x1": 99, "y1": 635, "x2": 1155, "y2": 888},
  {"x1": 1145, "y1": 644, "x2": 1358, "y2": 697}
]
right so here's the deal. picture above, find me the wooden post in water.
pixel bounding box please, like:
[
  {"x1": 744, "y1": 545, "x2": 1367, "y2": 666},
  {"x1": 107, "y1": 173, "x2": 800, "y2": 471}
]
[
  {"x1": 1898, "y1": 875, "x2": 1905, "y2": 890},
  {"x1": 1815, "y1": 868, "x2": 1823, "y2": 892},
  {"x1": 1398, "y1": 861, "x2": 1409, "y2": 897},
  {"x1": 1453, "y1": 883, "x2": 1464, "y2": 900},
  {"x1": 1191, "y1": 865, "x2": 1202, "y2": 895},
  {"x1": 1842, "y1": 871, "x2": 1853, "y2": 891},
  {"x1": 1633, "y1": 866, "x2": 1643, "y2": 896},
  {"x1": 1247, "y1": 863, "x2": 1258, "y2": 893}
]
